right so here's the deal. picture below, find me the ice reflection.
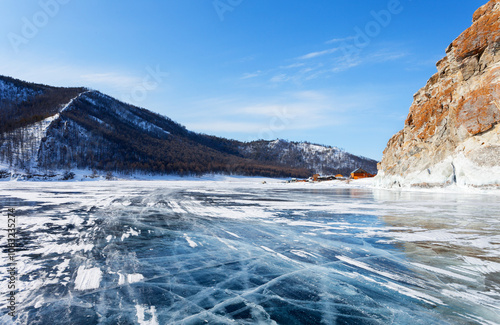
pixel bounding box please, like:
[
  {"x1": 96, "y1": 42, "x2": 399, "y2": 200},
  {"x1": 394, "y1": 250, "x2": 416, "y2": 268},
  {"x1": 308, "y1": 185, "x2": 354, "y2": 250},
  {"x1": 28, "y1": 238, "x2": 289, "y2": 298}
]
[{"x1": 373, "y1": 191, "x2": 500, "y2": 325}]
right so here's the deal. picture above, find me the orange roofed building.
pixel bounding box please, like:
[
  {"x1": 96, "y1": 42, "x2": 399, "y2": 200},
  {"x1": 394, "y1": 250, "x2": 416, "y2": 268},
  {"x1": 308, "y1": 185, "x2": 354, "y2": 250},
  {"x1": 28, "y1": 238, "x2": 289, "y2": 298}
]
[{"x1": 350, "y1": 168, "x2": 376, "y2": 179}]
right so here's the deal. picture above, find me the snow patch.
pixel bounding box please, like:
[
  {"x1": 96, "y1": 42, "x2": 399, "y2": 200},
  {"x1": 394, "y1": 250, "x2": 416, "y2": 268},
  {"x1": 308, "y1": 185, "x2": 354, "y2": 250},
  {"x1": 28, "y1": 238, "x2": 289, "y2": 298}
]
[
  {"x1": 290, "y1": 250, "x2": 317, "y2": 259},
  {"x1": 183, "y1": 234, "x2": 198, "y2": 248},
  {"x1": 128, "y1": 273, "x2": 144, "y2": 283},
  {"x1": 135, "y1": 305, "x2": 159, "y2": 325},
  {"x1": 462, "y1": 256, "x2": 500, "y2": 274},
  {"x1": 74, "y1": 266, "x2": 102, "y2": 291}
]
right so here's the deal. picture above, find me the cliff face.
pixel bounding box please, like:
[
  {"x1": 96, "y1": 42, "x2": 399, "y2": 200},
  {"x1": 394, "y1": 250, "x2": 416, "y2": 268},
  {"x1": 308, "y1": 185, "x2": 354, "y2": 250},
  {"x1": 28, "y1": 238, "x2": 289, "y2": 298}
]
[{"x1": 377, "y1": 0, "x2": 500, "y2": 188}]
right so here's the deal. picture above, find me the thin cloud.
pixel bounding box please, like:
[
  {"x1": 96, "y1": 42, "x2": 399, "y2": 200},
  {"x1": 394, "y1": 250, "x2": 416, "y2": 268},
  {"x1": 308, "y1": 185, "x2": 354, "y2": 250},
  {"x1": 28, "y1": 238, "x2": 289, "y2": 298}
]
[
  {"x1": 280, "y1": 63, "x2": 305, "y2": 69},
  {"x1": 298, "y1": 48, "x2": 339, "y2": 60},
  {"x1": 270, "y1": 73, "x2": 291, "y2": 83},
  {"x1": 368, "y1": 50, "x2": 407, "y2": 63},
  {"x1": 0, "y1": 58, "x2": 146, "y2": 96},
  {"x1": 240, "y1": 70, "x2": 263, "y2": 79},
  {"x1": 186, "y1": 121, "x2": 268, "y2": 133},
  {"x1": 80, "y1": 72, "x2": 144, "y2": 90},
  {"x1": 331, "y1": 57, "x2": 362, "y2": 72},
  {"x1": 181, "y1": 88, "x2": 389, "y2": 143},
  {"x1": 325, "y1": 36, "x2": 356, "y2": 44}
]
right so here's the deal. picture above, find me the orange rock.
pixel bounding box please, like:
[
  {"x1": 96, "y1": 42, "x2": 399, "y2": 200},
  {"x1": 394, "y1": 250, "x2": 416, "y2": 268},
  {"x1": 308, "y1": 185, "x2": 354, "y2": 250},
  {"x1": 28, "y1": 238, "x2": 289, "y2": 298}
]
[
  {"x1": 378, "y1": 0, "x2": 500, "y2": 187},
  {"x1": 452, "y1": 0, "x2": 500, "y2": 62}
]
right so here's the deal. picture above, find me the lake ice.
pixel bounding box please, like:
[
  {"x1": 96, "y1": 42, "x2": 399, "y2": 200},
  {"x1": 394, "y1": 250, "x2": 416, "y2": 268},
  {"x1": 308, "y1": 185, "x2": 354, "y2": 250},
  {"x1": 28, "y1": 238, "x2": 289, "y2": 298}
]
[{"x1": 0, "y1": 179, "x2": 499, "y2": 324}]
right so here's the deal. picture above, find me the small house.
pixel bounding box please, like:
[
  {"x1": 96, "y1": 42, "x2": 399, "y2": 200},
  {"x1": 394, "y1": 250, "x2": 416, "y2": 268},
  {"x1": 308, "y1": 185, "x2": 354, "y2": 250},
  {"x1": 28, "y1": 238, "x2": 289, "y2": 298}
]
[
  {"x1": 350, "y1": 168, "x2": 376, "y2": 179},
  {"x1": 318, "y1": 175, "x2": 336, "y2": 181}
]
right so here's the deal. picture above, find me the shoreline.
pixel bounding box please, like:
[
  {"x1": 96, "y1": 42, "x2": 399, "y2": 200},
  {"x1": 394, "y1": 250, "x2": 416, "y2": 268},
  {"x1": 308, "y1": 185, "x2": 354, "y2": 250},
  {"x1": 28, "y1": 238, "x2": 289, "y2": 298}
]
[{"x1": 2, "y1": 171, "x2": 499, "y2": 196}]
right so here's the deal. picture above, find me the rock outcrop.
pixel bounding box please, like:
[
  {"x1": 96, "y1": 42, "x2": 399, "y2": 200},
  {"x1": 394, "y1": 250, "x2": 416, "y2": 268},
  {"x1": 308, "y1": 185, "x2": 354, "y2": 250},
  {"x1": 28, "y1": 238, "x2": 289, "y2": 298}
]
[{"x1": 377, "y1": 0, "x2": 500, "y2": 188}]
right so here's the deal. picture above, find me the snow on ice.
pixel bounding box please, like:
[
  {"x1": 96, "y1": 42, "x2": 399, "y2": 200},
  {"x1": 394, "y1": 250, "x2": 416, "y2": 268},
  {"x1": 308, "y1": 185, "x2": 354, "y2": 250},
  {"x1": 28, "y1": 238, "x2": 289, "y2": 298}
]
[{"x1": 0, "y1": 178, "x2": 499, "y2": 324}]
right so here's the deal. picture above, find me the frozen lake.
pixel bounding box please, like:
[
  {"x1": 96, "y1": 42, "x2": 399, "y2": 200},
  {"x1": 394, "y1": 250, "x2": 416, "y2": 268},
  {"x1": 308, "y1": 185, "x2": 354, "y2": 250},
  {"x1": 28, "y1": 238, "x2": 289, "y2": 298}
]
[{"x1": 1, "y1": 179, "x2": 499, "y2": 324}]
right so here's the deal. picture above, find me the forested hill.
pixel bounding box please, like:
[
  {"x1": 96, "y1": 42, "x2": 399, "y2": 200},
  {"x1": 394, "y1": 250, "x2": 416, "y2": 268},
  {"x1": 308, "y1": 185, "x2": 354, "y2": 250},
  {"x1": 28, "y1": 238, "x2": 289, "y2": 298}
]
[
  {"x1": 0, "y1": 75, "x2": 86, "y2": 133},
  {"x1": 0, "y1": 75, "x2": 377, "y2": 178}
]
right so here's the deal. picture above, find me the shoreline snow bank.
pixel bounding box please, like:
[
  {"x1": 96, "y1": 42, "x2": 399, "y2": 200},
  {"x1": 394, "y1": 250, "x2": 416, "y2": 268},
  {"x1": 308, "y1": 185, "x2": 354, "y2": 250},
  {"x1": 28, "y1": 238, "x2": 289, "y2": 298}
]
[{"x1": 1, "y1": 166, "x2": 499, "y2": 195}]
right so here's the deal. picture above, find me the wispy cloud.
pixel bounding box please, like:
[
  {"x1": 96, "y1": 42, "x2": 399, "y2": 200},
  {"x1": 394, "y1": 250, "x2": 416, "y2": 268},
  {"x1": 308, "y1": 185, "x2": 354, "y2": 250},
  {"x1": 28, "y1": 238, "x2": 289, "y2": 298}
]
[
  {"x1": 180, "y1": 85, "x2": 392, "y2": 150},
  {"x1": 367, "y1": 49, "x2": 407, "y2": 63},
  {"x1": 183, "y1": 89, "x2": 373, "y2": 136},
  {"x1": 269, "y1": 73, "x2": 291, "y2": 83},
  {"x1": 298, "y1": 48, "x2": 339, "y2": 60},
  {"x1": 185, "y1": 121, "x2": 269, "y2": 133},
  {"x1": 241, "y1": 70, "x2": 263, "y2": 79},
  {"x1": 0, "y1": 58, "x2": 147, "y2": 96},
  {"x1": 80, "y1": 72, "x2": 145, "y2": 90},
  {"x1": 237, "y1": 40, "x2": 410, "y2": 87},
  {"x1": 331, "y1": 56, "x2": 363, "y2": 72},
  {"x1": 280, "y1": 63, "x2": 305, "y2": 69},
  {"x1": 325, "y1": 36, "x2": 356, "y2": 44}
]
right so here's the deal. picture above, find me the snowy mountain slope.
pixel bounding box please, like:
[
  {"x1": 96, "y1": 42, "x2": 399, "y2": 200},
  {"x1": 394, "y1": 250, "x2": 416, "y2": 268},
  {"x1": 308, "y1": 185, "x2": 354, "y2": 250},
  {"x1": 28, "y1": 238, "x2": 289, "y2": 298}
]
[
  {"x1": 240, "y1": 139, "x2": 378, "y2": 175},
  {"x1": 0, "y1": 75, "x2": 86, "y2": 132},
  {"x1": 0, "y1": 113, "x2": 60, "y2": 169},
  {"x1": 0, "y1": 78, "x2": 42, "y2": 104},
  {"x1": 0, "y1": 75, "x2": 377, "y2": 177},
  {"x1": 0, "y1": 76, "x2": 86, "y2": 170}
]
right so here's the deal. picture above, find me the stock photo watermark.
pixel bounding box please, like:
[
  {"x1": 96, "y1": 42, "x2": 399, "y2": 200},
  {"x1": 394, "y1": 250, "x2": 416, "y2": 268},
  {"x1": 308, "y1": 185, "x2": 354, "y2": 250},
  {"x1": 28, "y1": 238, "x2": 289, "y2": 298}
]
[
  {"x1": 339, "y1": 0, "x2": 405, "y2": 61},
  {"x1": 213, "y1": 0, "x2": 244, "y2": 22},
  {"x1": 7, "y1": 0, "x2": 71, "y2": 53},
  {"x1": 121, "y1": 65, "x2": 169, "y2": 105},
  {"x1": 255, "y1": 106, "x2": 292, "y2": 141},
  {"x1": 5, "y1": 208, "x2": 17, "y2": 318}
]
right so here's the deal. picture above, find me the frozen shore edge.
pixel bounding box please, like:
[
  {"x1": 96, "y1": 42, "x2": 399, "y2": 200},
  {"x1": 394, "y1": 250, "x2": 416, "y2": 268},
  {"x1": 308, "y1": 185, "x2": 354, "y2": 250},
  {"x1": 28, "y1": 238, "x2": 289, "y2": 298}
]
[{"x1": 1, "y1": 168, "x2": 499, "y2": 195}]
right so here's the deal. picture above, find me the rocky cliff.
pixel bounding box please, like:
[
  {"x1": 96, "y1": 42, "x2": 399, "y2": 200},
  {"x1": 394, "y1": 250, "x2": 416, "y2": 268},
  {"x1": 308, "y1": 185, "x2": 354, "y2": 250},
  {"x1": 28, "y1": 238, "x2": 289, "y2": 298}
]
[{"x1": 377, "y1": 0, "x2": 500, "y2": 188}]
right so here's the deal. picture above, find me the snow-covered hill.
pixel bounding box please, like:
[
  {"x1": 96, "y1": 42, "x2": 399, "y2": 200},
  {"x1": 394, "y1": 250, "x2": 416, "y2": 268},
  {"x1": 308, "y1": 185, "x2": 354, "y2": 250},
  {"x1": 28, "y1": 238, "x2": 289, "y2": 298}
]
[
  {"x1": 0, "y1": 78, "x2": 42, "y2": 104},
  {"x1": 0, "y1": 75, "x2": 378, "y2": 178},
  {"x1": 240, "y1": 139, "x2": 377, "y2": 175}
]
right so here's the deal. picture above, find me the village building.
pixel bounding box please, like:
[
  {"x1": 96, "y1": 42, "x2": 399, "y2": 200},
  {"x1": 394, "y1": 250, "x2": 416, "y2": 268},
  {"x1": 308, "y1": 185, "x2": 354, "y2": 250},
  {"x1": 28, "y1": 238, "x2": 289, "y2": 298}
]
[{"x1": 350, "y1": 168, "x2": 376, "y2": 179}]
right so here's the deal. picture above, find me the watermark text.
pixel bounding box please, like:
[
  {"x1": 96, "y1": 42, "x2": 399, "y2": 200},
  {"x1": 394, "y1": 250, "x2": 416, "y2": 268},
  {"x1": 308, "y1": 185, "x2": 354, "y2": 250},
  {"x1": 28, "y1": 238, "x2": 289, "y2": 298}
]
[{"x1": 5, "y1": 208, "x2": 17, "y2": 318}]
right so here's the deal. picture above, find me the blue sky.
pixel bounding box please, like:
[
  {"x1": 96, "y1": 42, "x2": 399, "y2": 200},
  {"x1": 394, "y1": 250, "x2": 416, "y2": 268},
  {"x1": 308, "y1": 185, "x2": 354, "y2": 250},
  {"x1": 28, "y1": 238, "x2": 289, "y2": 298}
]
[{"x1": 0, "y1": 0, "x2": 488, "y2": 160}]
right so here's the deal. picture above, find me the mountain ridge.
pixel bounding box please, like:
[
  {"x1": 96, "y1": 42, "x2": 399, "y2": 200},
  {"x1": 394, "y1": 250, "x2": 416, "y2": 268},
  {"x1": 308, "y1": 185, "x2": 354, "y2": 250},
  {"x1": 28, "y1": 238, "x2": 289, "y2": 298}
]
[{"x1": 0, "y1": 75, "x2": 378, "y2": 179}]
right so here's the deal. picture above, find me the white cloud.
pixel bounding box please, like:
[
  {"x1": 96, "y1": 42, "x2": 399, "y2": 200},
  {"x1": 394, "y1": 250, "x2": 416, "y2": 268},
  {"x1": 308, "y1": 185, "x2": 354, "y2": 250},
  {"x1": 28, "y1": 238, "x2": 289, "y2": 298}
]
[
  {"x1": 331, "y1": 57, "x2": 362, "y2": 72},
  {"x1": 325, "y1": 36, "x2": 356, "y2": 44},
  {"x1": 280, "y1": 63, "x2": 305, "y2": 69},
  {"x1": 237, "y1": 41, "x2": 411, "y2": 86},
  {"x1": 240, "y1": 70, "x2": 263, "y2": 79},
  {"x1": 269, "y1": 73, "x2": 291, "y2": 83},
  {"x1": 367, "y1": 49, "x2": 407, "y2": 63},
  {"x1": 186, "y1": 121, "x2": 270, "y2": 133},
  {"x1": 298, "y1": 48, "x2": 339, "y2": 60},
  {"x1": 79, "y1": 72, "x2": 143, "y2": 90},
  {"x1": 180, "y1": 88, "x2": 377, "y2": 139},
  {"x1": 0, "y1": 56, "x2": 152, "y2": 100}
]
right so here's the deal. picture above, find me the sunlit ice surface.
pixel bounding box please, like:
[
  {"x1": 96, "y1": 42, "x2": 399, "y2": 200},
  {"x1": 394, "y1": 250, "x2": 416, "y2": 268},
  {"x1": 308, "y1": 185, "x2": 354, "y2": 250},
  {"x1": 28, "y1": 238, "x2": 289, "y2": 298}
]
[{"x1": 0, "y1": 180, "x2": 499, "y2": 324}]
